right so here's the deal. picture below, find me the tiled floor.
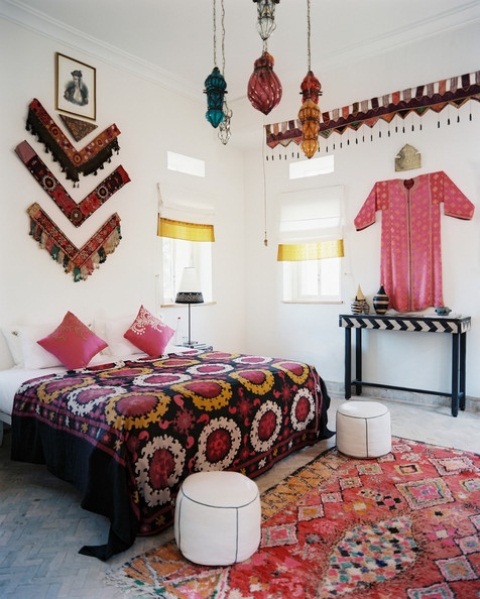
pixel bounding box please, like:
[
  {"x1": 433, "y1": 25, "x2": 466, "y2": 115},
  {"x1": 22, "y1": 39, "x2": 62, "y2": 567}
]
[{"x1": 0, "y1": 394, "x2": 478, "y2": 598}]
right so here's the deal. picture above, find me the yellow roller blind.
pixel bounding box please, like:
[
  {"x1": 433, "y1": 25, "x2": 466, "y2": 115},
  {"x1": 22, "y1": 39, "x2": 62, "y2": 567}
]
[
  {"x1": 277, "y1": 239, "x2": 344, "y2": 261},
  {"x1": 157, "y1": 217, "x2": 215, "y2": 242}
]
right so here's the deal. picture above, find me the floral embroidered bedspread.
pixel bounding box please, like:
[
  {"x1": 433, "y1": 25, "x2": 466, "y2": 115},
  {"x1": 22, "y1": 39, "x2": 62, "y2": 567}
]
[{"x1": 11, "y1": 350, "x2": 331, "y2": 560}]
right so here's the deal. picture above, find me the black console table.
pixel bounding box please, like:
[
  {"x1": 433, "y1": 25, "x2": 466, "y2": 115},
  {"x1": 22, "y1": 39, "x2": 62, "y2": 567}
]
[{"x1": 339, "y1": 313, "x2": 471, "y2": 417}]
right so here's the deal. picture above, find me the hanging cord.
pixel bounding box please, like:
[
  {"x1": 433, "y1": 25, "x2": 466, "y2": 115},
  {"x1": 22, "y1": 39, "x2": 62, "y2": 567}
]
[
  {"x1": 220, "y1": 0, "x2": 225, "y2": 75},
  {"x1": 262, "y1": 118, "x2": 268, "y2": 247},
  {"x1": 307, "y1": 0, "x2": 311, "y2": 71},
  {"x1": 212, "y1": 0, "x2": 217, "y2": 67}
]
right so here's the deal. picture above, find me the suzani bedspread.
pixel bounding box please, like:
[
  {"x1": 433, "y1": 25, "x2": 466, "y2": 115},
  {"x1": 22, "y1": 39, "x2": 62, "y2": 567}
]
[{"x1": 11, "y1": 350, "x2": 332, "y2": 560}]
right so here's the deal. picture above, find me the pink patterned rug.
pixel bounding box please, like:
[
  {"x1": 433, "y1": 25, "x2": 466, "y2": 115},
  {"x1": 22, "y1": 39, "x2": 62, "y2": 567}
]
[{"x1": 109, "y1": 438, "x2": 480, "y2": 598}]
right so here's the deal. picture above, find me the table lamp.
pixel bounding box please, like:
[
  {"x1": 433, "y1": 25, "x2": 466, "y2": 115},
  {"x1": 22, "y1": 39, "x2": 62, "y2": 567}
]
[{"x1": 175, "y1": 267, "x2": 204, "y2": 347}]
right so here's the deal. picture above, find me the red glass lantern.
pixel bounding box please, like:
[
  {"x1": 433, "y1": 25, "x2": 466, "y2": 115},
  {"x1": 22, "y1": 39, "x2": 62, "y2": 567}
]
[
  {"x1": 247, "y1": 51, "x2": 282, "y2": 115},
  {"x1": 300, "y1": 70, "x2": 322, "y2": 103},
  {"x1": 298, "y1": 98, "x2": 320, "y2": 158}
]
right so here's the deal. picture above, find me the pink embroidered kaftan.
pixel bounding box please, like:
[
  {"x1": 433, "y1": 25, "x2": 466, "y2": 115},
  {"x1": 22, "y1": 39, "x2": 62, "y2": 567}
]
[{"x1": 354, "y1": 171, "x2": 474, "y2": 312}]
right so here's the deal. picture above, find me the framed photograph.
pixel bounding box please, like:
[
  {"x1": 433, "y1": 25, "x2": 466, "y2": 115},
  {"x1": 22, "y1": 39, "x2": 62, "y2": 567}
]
[{"x1": 55, "y1": 53, "x2": 96, "y2": 121}]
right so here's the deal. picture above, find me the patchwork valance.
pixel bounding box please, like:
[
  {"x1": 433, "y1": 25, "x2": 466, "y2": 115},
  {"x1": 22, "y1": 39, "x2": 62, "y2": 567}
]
[{"x1": 265, "y1": 70, "x2": 480, "y2": 150}]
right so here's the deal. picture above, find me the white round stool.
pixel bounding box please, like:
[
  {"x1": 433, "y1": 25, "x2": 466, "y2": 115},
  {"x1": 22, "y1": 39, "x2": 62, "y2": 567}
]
[
  {"x1": 174, "y1": 471, "x2": 261, "y2": 566},
  {"x1": 336, "y1": 401, "x2": 391, "y2": 458}
]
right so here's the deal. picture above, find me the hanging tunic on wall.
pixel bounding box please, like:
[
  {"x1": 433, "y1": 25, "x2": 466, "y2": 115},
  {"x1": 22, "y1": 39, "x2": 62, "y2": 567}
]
[{"x1": 354, "y1": 171, "x2": 474, "y2": 312}]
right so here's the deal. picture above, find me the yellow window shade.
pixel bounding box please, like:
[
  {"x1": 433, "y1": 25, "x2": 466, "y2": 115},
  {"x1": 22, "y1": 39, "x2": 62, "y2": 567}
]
[
  {"x1": 157, "y1": 217, "x2": 215, "y2": 242},
  {"x1": 277, "y1": 239, "x2": 344, "y2": 261}
]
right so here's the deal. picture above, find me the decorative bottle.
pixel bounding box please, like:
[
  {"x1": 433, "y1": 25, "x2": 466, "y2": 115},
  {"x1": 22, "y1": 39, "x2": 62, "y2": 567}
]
[{"x1": 373, "y1": 285, "x2": 390, "y2": 315}]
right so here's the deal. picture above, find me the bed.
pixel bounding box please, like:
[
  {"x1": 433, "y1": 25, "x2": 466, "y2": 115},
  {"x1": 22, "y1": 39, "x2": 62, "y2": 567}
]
[{"x1": 0, "y1": 312, "x2": 332, "y2": 561}]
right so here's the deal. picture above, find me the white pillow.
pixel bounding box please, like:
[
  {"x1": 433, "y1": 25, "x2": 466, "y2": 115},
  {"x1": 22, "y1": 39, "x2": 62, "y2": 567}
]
[
  {"x1": 1, "y1": 327, "x2": 24, "y2": 365},
  {"x1": 102, "y1": 316, "x2": 144, "y2": 357},
  {"x1": 2, "y1": 324, "x2": 63, "y2": 369}
]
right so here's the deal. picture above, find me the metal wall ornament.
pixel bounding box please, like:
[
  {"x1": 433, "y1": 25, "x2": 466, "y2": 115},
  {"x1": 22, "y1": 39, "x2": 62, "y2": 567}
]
[
  {"x1": 298, "y1": 0, "x2": 322, "y2": 158},
  {"x1": 395, "y1": 144, "x2": 422, "y2": 172},
  {"x1": 204, "y1": 0, "x2": 228, "y2": 128}
]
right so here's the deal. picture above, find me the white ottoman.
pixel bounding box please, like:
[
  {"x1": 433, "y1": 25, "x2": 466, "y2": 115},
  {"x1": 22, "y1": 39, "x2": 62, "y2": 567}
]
[
  {"x1": 174, "y1": 471, "x2": 261, "y2": 566},
  {"x1": 336, "y1": 401, "x2": 391, "y2": 458}
]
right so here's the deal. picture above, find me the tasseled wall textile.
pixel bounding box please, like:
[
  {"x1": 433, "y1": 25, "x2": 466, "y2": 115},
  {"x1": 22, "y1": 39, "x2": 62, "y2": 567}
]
[
  {"x1": 26, "y1": 98, "x2": 121, "y2": 185},
  {"x1": 16, "y1": 141, "x2": 130, "y2": 227},
  {"x1": 27, "y1": 203, "x2": 122, "y2": 282},
  {"x1": 265, "y1": 70, "x2": 480, "y2": 151}
]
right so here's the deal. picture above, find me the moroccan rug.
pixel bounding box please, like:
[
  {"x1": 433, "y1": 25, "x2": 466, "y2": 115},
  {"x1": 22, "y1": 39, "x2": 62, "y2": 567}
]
[{"x1": 108, "y1": 438, "x2": 480, "y2": 598}]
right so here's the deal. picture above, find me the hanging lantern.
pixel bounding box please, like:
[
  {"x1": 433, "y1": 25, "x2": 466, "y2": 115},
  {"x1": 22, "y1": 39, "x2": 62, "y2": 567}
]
[
  {"x1": 301, "y1": 70, "x2": 322, "y2": 103},
  {"x1": 299, "y1": 98, "x2": 320, "y2": 158},
  {"x1": 253, "y1": 0, "x2": 280, "y2": 41},
  {"x1": 218, "y1": 100, "x2": 233, "y2": 145},
  {"x1": 204, "y1": 0, "x2": 228, "y2": 129},
  {"x1": 204, "y1": 66, "x2": 227, "y2": 128},
  {"x1": 299, "y1": 0, "x2": 321, "y2": 158},
  {"x1": 247, "y1": 51, "x2": 282, "y2": 115}
]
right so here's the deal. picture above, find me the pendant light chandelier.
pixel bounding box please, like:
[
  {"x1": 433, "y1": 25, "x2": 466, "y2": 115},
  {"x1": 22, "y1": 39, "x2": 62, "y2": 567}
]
[
  {"x1": 247, "y1": 0, "x2": 282, "y2": 115},
  {"x1": 298, "y1": 0, "x2": 322, "y2": 158},
  {"x1": 204, "y1": 0, "x2": 228, "y2": 128}
]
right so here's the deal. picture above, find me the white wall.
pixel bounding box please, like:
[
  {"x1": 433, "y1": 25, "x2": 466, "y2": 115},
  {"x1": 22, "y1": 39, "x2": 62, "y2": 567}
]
[
  {"x1": 0, "y1": 17, "x2": 247, "y2": 367},
  {"x1": 2, "y1": 11, "x2": 480, "y2": 407},
  {"x1": 242, "y1": 20, "x2": 480, "y2": 400}
]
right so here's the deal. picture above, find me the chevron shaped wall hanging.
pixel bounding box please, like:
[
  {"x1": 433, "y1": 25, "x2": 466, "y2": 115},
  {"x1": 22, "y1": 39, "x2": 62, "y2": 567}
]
[
  {"x1": 19, "y1": 96, "x2": 130, "y2": 281},
  {"x1": 26, "y1": 98, "x2": 121, "y2": 185},
  {"x1": 27, "y1": 203, "x2": 122, "y2": 282},
  {"x1": 16, "y1": 141, "x2": 130, "y2": 227}
]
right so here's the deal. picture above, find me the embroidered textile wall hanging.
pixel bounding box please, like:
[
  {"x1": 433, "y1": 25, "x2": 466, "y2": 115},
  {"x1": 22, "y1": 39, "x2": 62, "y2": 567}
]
[
  {"x1": 26, "y1": 98, "x2": 121, "y2": 185},
  {"x1": 27, "y1": 203, "x2": 122, "y2": 282},
  {"x1": 265, "y1": 70, "x2": 480, "y2": 152},
  {"x1": 18, "y1": 90, "x2": 129, "y2": 280},
  {"x1": 16, "y1": 141, "x2": 130, "y2": 227},
  {"x1": 354, "y1": 171, "x2": 475, "y2": 312},
  {"x1": 59, "y1": 114, "x2": 98, "y2": 142}
]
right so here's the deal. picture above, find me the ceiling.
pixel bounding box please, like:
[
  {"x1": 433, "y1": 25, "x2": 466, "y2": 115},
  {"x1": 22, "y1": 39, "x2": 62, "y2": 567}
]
[
  {"x1": 3, "y1": 0, "x2": 480, "y2": 149},
  {"x1": 4, "y1": 0, "x2": 479, "y2": 105}
]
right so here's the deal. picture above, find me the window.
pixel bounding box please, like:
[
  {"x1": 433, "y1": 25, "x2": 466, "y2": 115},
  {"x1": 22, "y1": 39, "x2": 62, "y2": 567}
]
[
  {"x1": 277, "y1": 186, "x2": 344, "y2": 303},
  {"x1": 161, "y1": 237, "x2": 213, "y2": 304},
  {"x1": 167, "y1": 151, "x2": 205, "y2": 178},
  {"x1": 289, "y1": 154, "x2": 334, "y2": 180},
  {"x1": 158, "y1": 183, "x2": 214, "y2": 305}
]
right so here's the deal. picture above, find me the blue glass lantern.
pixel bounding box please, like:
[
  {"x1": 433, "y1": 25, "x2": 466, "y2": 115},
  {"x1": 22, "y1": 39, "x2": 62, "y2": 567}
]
[{"x1": 204, "y1": 67, "x2": 227, "y2": 128}]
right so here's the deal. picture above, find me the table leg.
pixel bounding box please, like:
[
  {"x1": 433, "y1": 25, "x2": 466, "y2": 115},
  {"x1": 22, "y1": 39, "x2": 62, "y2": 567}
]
[
  {"x1": 460, "y1": 331, "x2": 467, "y2": 411},
  {"x1": 344, "y1": 327, "x2": 351, "y2": 399},
  {"x1": 355, "y1": 328, "x2": 363, "y2": 395},
  {"x1": 451, "y1": 333, "x2": 460, "y2": 417}
]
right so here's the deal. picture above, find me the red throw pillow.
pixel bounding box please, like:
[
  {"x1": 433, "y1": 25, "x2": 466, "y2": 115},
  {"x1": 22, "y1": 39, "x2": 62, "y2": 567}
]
[
  {"x1": 37, "y1": 311, "x2": 107, "y2": 369},
  {"x1": 124, "y1": 305, "x2": 174, "y2": 357}
]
